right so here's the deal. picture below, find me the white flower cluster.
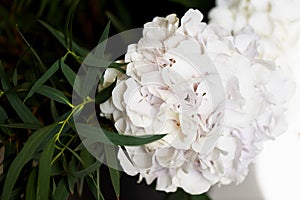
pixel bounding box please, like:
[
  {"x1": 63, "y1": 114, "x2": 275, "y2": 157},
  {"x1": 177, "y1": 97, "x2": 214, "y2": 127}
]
[
  {"x1": 209, "y1": 1, "x2": 300, "y2": 199},
  {"x1": 100, "y1": 9, "x2": 291, "y2": 194},
  {"x1": 209, "y1": 0, "x2": 300, "y2": 132},
  {"x1": 209, "y1": 0, "x2": 300, "y2": 61}
]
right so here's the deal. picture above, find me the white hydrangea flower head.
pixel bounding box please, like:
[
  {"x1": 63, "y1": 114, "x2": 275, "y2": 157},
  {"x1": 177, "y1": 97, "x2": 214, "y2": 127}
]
[
  {"x1": 209, "y1": 0, "x2": 300, "y2": 134},
  {"x1": 209, "y1": 1, "x2": 300, "y2": 199},
  {"x1": 99, "y1": 9, "x2": 291, "y2": 195}
]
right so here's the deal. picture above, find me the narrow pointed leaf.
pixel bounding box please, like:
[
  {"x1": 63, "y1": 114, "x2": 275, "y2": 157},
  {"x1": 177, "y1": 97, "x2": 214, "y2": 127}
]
[
  {"x1": 65, "y1": 0, "x2": 79, "y2": 51},
  {"x1": 16, "y1": 27, "x2": 47, "y2": 73},
  {"x1": 99, "y1": 21, "x2": 111, "y2": 44},
  {"x1": 50, "y1": 100, "x2": 59, "y2": 121},
  {"x1": 38, "y1": 137, "x2": 56, "y2": 199},
  {"x1": 38, "y1": 20, "x2": 88, "y2": 56},
  {"x1": 85, "y1": 176, "x2": 105, "y2": 200},
  {"x1": 69, "y1": 160, "x2": 101, "y2": 178},
  {"x1": 76, "y1": 123, "x2": 166, "y2": 146},
  {"x1": 0, "y1": 123, "x2": 42, "y2": 129},
  {"x1": 104, "y1": 144, "x2": 120, "y2": 198},
  {"x1": 2, "y1": 124, "x2": 55, "y2": 200},
  {"x1": 61, "y1": 61, "x2": 76, "y2": 87},
  {"x1": 95, "y1": 21, "x2": 111, "y2": 56},
  {"x1": 53, "y1": 179, "x2": 69, "y2": 200},
  {"x1": 37, "y1": 0, "x2": 49, "y2": 18},
  {"x1": 0, "y1": 63, "x2": 40, "y2": 124},
  {"x1": 67, "y1": 175, "x2": 77, "y2": 195},
  {"x1": 108, "y1": 62, "x2": 127, "y2": 74},
  {"x1": 13, "y1": 68, "x2": 18, "y2": 86},
  {"x1": 0, "y1": 106, "x2": 11, "y2": 135},
  {"x1": 36, "y1": 85, "x2": 70, "y2": 105},
  {"x1": 0, "y1": 106, "x2": 8, "y2": 122},
  {"x1": 105, "y1": 11, "x2": 127, "y2": 32},
  {"x1": 26, "y1": 168, "x2": 38, "y2": 200},
  {"x1": 96, "y1": 78, "x2": 117, "y2": 104},
  {"x1": 24, "y1": 59, "x2": 60, "y2": 102},
  {"x1": 79, "y1": 67, "x2": 99, "y2": 98}
]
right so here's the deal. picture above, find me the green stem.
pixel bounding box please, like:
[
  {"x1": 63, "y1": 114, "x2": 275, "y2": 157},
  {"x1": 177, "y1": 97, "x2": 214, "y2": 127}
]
[{"x1": 51, "y1": 97, "x2": 95, "y2": 164}]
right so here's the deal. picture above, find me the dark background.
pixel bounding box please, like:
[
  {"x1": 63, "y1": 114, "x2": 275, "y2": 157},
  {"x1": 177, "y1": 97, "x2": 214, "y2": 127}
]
[{"x1": 0, "y1": 0, "x2": 215, "y2": 67}]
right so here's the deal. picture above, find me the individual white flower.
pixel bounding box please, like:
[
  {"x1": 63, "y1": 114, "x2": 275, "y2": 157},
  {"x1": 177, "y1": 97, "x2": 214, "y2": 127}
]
[{"x1": 100, "y1": 9, "x2": 291, "y2": 194}]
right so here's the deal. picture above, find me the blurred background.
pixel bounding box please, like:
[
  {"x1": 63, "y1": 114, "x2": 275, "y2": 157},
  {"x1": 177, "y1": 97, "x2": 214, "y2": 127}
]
[{"x1": 0, "y1": 0, "x2": 215, "y2": 68}]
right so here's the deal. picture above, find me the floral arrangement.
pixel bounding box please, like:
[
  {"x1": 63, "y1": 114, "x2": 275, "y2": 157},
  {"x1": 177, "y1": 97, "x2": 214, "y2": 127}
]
[
  {"x1": 99, "y1": 8, "x2": 292, "y2": 195},
  {"x1": 0, "y1": 1, "x2": 297, "y2": 200}
]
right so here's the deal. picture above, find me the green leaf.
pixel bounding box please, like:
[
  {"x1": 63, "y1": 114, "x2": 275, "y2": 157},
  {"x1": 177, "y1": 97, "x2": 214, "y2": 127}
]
[
  {"x1": 8, "y1": 187, "x2": 23, "y2": 200},
  {"x1": 16, "y1": 26, "x2": 47, "y2": 73},
  {"x1": 96, "y1": 168, "x2": 104, "y2": 200},
  {"x1": 65, "y1": 145, "x2": 85, "y2": 166},
  {"x1": 38, "y1": 20, "x2": 88, "y2": 57},
  {"x1": 0, "y1": 106, "x2": 11, "y2": 135},
  {"x1": 190, "y1": 194, "x2": 211, "y2": 200},
  {"x1": 108, "y1": 64, "x2": 126, "y2": 74},
  {"x1": 85, "y1": 175, "x2": 105, "y2": 200},
  {"x1": 2, "y1": 124, "x2": 55, "y2": 200},
  {"x1": 111, "y1": 0, "x2": 132, "y2": 28},
  {"x1": 24, "y1": 59, "x2": 60, "y2": 102},
  {"x1": 104, "y1": 129, "x2": 166, "y2": 146},
  {"x1": 0, "y1": 106, "x2": 8, "y2": 122},
  {"x1": 80, "y1": 148, "x2": 95, "y2": 166},
  {"x1": 61, "y1": 156, "x2": 77, "y2": 195},
  {"x1": 83, "y1": 54, "x2": 112, "y2": 67},
  {"x1": 61, "y1": 61, "x2": 76, "y2": 87},
  {"x1": 167, "y1": 189, "x2": 189, "y2": 200},
  {"x1": 0, "y1": 123, "x2": 42, "y2": 129},
  {"x1": 64, "y1": 0, "x2": 79, "y2": 51},
  {"x1": 69, "y1": 160, "x2": 101, "y2": 178},
  {"x1": 0, "y1": 62, "x2": 40, "y2": 124},
  {"x1": 167, "y1": 189, "x2": 211, "y2": 200},
  {"x1": 95, "y1": 21, "x2": 111, "y2": 56},
  {"x1": 76, "y1": 123, "x2": 166, "y2": 146},
  {"x1": 13, "y1": 67, "x2": 18, "y2": 86},
  {"x1": 99, "y1": 21, "x2": 111, "y2": 44},
  {"x1": 37, "y1": 0, "x2": 49, "y2": 18},
  {"x1": 79, "y1": 67, "x2": 100, "y2": 98},
  {"x1": 67, "y1": 174, "x2": 77, "y2": 195},
  {"x1": 96, "y1": 78, "x2": 117, "y2": 104},
  {"x1": 38, "y1": 137, "x2": 56, "y2": 199},
  {"x1": 26, "y1": 167, "x2": 38, "y2": 200},
  {"x1": 105, "y1": 11, "x2": 127, "y2": 32},
  {"x1": 36, "y1": 85, "x2": 71, "y2": 105},
  {"x1": 50, "y1": 100, "x2": 59, "y2": 121},
  {"x1": 104, "y1": 144, "x2": 120, "y2": 198},
  {"x1": 51, "y1": 160, "x2": 64, "y2": 176},
  {"x1": 53, "y1": 179, "x2": 69, "y2": 200}
]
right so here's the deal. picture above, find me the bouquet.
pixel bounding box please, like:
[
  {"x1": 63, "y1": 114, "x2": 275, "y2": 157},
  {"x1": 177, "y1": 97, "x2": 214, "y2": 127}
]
[
  {"x1": 0, "y1": 1, "x2": 296, "y2": 200},
  {"x1": 97, "y1": 8, "x2": 291, "y2": 195}
]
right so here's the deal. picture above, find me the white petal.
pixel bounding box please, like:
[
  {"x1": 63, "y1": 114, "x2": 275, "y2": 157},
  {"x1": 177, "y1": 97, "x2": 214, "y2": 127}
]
[
  {"x1": 118, "y1": 149, "x2": 139, "y2": 176},
  {"x1": 174, "y1": 169, "x2": 212, "y2": 195}
]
